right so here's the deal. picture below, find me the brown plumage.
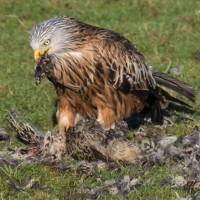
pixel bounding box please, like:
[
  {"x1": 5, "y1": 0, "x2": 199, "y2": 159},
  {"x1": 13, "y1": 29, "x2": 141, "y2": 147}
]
[
  {"x1": 30, "y1": 16, "x2": 196, "y2": 137},
  {"x1": 5, "y1": 110, "x2": 140, "y2": 163}
]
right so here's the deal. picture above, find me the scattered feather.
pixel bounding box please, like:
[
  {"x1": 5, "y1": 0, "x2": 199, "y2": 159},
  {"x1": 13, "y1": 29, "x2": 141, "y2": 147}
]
[
  {"x1": 175, "y1": 114, "x2": 194, "y2": 124},
  {"x1": 0, "y1": 128, "x2": 10, "y2": 142},
  {"x1": 6, "y1": 178, "x2": 48, "y2": 191},
  {"x1": 167, "y1": 65, "x2": 184, "y2": 76}
]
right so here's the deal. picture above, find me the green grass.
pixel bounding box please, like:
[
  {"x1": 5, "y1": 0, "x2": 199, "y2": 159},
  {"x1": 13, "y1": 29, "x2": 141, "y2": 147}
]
[{"x1": 0, "y1": 0, "x2": 200, "y2": 199}]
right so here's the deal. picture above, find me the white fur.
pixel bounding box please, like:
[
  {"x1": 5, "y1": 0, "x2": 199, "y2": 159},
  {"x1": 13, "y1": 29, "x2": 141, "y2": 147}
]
[
  {"x1": 69, "y1": 52, "x2": 82, "y2": 58},
  {"x1": 74, "y1": 113, "x2": 84, "y2": 125}
]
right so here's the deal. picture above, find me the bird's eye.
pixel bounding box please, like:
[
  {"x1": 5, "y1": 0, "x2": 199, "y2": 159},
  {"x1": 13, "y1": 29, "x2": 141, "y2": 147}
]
[{"x1": 44, "y1": 39, "x2": 51, "y2": 46}]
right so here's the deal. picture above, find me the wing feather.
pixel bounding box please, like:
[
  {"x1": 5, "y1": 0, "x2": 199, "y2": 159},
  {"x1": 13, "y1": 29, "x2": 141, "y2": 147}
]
[{"x1": 95, "y1": 39, "x2": 156, "y2": 93}]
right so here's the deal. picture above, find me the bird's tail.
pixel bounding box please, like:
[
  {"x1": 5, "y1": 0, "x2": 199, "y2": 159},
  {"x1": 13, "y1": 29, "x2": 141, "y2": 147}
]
[
  {"x1": 149, "y1": 66, "x2": 196, "y2": 103},
  {"x1": 146, "y1": 66, "x2": 196, "y2": 125}
]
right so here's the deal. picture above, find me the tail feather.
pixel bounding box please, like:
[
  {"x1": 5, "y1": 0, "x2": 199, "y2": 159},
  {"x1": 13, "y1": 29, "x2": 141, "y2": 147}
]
[
  {"x1": 147, "y1": 66, "x2": 196, "y2": 124},
  {"x1": 157, "y1": 87, "x2": 192, "y2": 108},
  {"x1": 149, "y1": 66, "x2": 196, "y2": 103}
]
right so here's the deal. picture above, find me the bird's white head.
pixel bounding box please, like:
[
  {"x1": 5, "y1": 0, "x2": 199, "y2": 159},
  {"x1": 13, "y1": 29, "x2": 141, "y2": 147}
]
[{"x1": 30, "y1": 15, "x2": 75, "y2": 64}]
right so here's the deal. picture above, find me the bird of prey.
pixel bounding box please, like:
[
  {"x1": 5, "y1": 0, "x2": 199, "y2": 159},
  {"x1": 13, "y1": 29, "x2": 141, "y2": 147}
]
[{"x1": 30, "y1": 15, "x2": 196, "y2": 138}]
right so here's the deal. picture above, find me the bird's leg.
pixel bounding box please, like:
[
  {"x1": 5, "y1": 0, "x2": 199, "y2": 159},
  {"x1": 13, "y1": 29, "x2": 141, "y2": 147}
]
[
  {"x1": 97, "y1": 106, "x2": 117, "y2": 130},
  {"x1": 57, "y1": 100, "x2": 76, "y2": 139}
]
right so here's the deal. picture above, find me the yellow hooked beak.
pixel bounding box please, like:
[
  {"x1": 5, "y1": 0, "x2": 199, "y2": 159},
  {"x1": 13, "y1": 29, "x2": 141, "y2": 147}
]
[{"x1": 33, "y1": 48, "x2": 51, "y2": 64}]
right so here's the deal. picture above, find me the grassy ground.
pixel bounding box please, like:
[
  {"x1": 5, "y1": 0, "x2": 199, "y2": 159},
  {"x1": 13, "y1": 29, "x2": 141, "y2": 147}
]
[{"x1": 0, "y1": 0, "x2": 200, "y2": 199}]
